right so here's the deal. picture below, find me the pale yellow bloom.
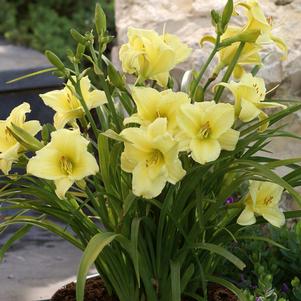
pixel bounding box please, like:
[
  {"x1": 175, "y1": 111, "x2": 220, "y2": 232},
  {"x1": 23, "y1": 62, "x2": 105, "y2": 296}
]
[
  {"x1": 177, "y1": 101, "x2": 239, "y2": 164},
  {"x1": 40, "y1": 76, "x2": 107, "y2": 129},
  {"x1": 219, "y1": 73, "x2": 286, "y2": 131},
  {"x1": 0, "y1": 103, "x2": 41, "y2": 174},
  {"x1": 237, "y1": 0, "x2": 287, "y2": 59},
  {"x1": 119, "y1": 27, "x2": 191, "y2": 87},
  {"x1": 218, "y1": 26, "x2": 262, "y2": 78},
  {"x1": 237, "y1": 180, "x2": 285, "y2": 227},
  {"x1": 124, "y1": 87, "x2": 190, "y2": 134},
  {"x1": 121, "y1": 118, "x2": 186, "y2": 199},
  {"x1": 27, "y1": 129, "x2": 99, "y2": 199}
]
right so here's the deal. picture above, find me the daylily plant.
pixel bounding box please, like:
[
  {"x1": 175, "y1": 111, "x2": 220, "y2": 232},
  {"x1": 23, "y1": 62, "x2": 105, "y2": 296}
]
[{"x1": 1, "y1": 2, "x2": 300, "y2": 301}]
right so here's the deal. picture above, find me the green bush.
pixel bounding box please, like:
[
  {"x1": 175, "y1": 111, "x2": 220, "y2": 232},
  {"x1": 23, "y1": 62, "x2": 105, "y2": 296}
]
[
  {"x1": 220, "y1": 220, "x2": 301, "y2": 300},
  {"x1": 0, "y1": 0, "x2": 115, "y2": 60}
]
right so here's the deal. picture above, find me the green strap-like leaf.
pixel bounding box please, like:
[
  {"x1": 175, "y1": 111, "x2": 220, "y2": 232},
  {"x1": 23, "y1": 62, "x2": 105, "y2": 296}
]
[
  {"x1": 237, "y1": 235, "x2": 289, "y2": 250},
  {"x1": 0, "y1": 225, "x2": 32, "y2": 263},
  {"x1": 207, "y1": 275, "x2": 246, "y2": 301},
  {"x1": 190, "y1": 243, "x2": 246, "y2": 271},
  {"x1": 76, "y1": 232, "x2": 118, "y2": 301},
  {"x1": 170, "y1": 260, "x2": 181, "y2": 301}
]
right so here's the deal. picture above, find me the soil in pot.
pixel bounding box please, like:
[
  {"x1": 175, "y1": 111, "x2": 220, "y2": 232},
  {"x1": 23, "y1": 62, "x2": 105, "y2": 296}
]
[
  {"x1": 51, "y1": 277, "x2": 117, "y2": 301},
  {"x1": 51, "y1": 277, "x2": 238, "y2": 301}
]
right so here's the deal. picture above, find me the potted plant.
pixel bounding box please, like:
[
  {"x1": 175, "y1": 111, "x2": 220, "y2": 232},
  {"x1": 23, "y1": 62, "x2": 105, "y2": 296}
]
[{"x1": 1, "y1": 1, "x2": 301, "y2": 300}]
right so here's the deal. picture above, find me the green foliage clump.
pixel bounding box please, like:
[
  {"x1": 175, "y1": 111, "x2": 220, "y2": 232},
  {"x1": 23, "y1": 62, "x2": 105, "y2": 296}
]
[
  {"x1": 0, "y1": 0, "x2": 115, "y2": 60},
  {"x1": 221, "y1": 221, "x2": 301, "y2": 300}
]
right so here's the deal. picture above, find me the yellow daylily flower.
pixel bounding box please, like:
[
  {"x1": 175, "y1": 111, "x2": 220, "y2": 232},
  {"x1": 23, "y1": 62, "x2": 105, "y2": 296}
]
[
  {"x1": 119, "y1": 27, "x2": 191, "y2": 87},
  {"x1": 121, "y1": 118, "x2": 186, "y2": 199},
  {"x1": 237, "y1": 180, "x2": 285, "y2": 227},
  {"x1": 237, "y1": 0, "x2": 287, "y2": 59},
  {"x1": 219, "y1": 26, "x2": 262, "y2": 77},
  {"x1": 124, "y1": 87, "x2": 190, "y2": 134},
  {"x1": 0, "y1": 103, "x2": 41, "y2": 174},
  {"x1": 218, "y1": 73, "x2": 286, "y2": 130},
  {"x1": 40, "y1": 76, "x2": 107, "y2": 129},
  {"x1": 27, "y1": 129, "x2": 99, "y2": 199},
  {"x1": 177, "y1": 101, "x2": 239, "y2": 164}
]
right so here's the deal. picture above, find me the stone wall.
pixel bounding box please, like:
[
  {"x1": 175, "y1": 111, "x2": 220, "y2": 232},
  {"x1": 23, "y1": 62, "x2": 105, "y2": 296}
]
[{"x1": 114, "y1": 0, "x2": 301, "y2": 99}]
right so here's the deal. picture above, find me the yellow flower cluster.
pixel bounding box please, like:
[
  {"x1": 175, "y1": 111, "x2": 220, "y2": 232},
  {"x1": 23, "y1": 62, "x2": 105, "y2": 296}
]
[
  {"x1": 121, "y1": 87, "x2": 239, "y2": 198},
  {"x1": 202, "y1": 0, "x2": 287, "y2": 78},
  {"x1": 0, "y1": 0, "x2": 288, "y2": 229}
]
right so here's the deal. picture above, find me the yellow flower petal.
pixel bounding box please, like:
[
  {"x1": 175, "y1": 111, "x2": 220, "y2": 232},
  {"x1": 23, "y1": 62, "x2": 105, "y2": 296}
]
[
  {"x1": 262, "y1": 208, "x2": 285, "y2": 228},
  {"x1": 258, "y1": 111, "x2": 269, "y2": 132},
  {"x1": 207, "y1": 103, "x2": 235, "y2": 138},
  {"x1": 27, "y1": 147, "x2": 63, "y2": 180},
  {"x1": 190, "y1": 138, "x2": 221, "y2": 165},
  {"x1": 132, "y1": 161, "x2": 167, "y2": 199},
  {"x1": 239, "y1": 98, "x2": 261, "y2": 122},
  {"x1": 218, "y1": 129, "x2": 240, "y2": 151},
  {"x1": 237, "y1": 206, "x2": 256, "y2": 226},
  {"x1": 151, "y1": 72, "x2": 170, "y2": 87},
  {"x1": 178, "y1": 104, "x2": 204, "y2": 137},
  {"x1": 54, "y1": 178, "x2": 74, "y2": 199},
  {"x1": 162, "y1": 33, "x2": 192, "y2": 64}
]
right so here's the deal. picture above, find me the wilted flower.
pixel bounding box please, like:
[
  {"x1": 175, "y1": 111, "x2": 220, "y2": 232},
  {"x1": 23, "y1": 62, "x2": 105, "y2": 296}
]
[
  {"x1": 27, "y1": 129, "x2": 99, "y2": 199},
  {"x1": 0, "y1": 103, "x2": 41, "y2": 174},
  {"x1": 124, "y1": 87, "x2": 190, "y2": 134},
  {"x1": 237, "y1": 180, "x2": 285, "y2": 227},
  {"x1": 40, "y1": 76, "x2": 107, "y2": 129},
  {"x1": 177, "y1": 101, "x2": 239, "y2": 164},
  {"x1": 119, "y1": 27, "x2": 191, "y2": 87},
  {"x1": 121, "y1": 118, "x2": 186, "y2": 199}
]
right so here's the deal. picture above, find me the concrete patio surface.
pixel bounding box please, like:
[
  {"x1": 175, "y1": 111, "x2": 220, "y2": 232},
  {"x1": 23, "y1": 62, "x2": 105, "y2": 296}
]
[{"x1": 0, "y1": 227, "x2": 96, "y2": 301}]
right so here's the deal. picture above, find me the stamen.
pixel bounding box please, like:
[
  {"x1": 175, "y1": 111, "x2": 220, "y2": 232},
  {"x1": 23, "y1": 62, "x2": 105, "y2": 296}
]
[
  {"x1": 146, "y1": 150, "x2": 163, "y2": 167},
  {"x1": 199, "y1": 121, "x2": 211, "y2": 139},
  {"x1": 60, "y1": 156, "x2": 73, "y2": 175},
  {"x1": 263, "y1": 196, "x2": 273, "y2": 206}
]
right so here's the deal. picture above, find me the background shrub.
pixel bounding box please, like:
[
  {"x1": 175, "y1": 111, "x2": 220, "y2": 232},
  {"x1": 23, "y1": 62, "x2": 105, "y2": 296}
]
[{"x1": 0, "y1": 0, "x2": 115, "y2": 61}]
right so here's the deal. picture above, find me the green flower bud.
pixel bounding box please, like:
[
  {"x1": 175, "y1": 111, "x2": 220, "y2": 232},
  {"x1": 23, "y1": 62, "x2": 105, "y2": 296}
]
[
  {"x1": 211, "y1": 9, "x2": 220, "y2": 26},
  {"x1": 8, "y1": 123, "x2": 44, "y2": 152},
  {"x1": 221, "y1": 0, "x2": 233, "y2": 32},
  {"x1": 45, "y1": 50, "x2": 65, "y2": 71},
  {"x1": 95, "y1": 3, "x2": 106, "y2": 36},
  {"x1": 76, "y1": 44, "x2": 86, "y2": 61},
  {"x1": 70, "y1": 29, "x2": 87, "y2": 45}
]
